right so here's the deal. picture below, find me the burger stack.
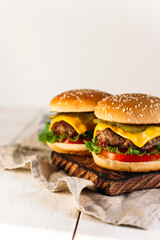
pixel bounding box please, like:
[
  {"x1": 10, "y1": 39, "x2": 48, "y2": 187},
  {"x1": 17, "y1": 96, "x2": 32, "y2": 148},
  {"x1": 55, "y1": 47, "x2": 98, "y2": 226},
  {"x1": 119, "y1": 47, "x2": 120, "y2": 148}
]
[{"x1": 39, "y1": 89, "x2": 160, "y2": 196}]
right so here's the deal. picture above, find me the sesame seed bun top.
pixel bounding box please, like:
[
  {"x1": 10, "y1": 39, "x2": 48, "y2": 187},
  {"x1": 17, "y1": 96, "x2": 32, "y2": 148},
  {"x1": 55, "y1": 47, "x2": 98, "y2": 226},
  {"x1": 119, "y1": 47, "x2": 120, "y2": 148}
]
[
  {"x1": 95, "y1": 93, "x2": 160, "y2": 124},
  {"x1": 50, "y1": 89, "x2": 112, "y2": 112}
]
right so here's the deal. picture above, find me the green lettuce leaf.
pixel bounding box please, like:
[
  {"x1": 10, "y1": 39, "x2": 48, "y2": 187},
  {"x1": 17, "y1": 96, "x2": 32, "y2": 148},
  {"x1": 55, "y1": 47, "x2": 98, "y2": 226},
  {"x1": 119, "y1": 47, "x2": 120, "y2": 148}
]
[
  {"x1": 85, "y1": 137, "x2": 160, "y2": 156},
  {"x1": 39, "y1": 122, "x2": 93, "y2": 144},
  {"x1": 81, "y1": 130, "x2": 93, "y2": 139},
  {"x1": 39, "y1": 122, "x2": 52, "y2": 143},
  {"x1": 84, "y1": 138, "x2": 102, "y2": 154},
  {"x1": 155, "y1": 145, "x2": 160, "y2": 151}
]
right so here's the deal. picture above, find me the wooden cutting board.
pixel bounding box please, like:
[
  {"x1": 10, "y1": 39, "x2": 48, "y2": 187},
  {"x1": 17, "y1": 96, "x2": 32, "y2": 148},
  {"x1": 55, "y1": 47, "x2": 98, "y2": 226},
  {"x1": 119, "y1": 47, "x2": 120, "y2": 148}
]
[{"x1": 51, "y1": 151, "x2": 160, "y2": 196}]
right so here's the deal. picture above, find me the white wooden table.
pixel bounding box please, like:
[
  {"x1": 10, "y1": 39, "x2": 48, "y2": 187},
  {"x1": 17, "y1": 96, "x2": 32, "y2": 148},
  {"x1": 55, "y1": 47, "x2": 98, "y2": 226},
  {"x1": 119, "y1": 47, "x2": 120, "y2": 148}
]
[{"x1": 0, "y1": 107, "x2": 160, "y2": 240}]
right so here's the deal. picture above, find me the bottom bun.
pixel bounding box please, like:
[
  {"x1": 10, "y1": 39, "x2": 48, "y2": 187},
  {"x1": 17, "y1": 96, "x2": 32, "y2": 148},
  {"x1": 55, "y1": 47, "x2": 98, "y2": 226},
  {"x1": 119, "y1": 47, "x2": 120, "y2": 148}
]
[
  {"x1": 47, "y1": 142, "x2": 91, "y2": 156},
  {"x1": 92, "y1": 152, "x2": 160, "y2": 172}
]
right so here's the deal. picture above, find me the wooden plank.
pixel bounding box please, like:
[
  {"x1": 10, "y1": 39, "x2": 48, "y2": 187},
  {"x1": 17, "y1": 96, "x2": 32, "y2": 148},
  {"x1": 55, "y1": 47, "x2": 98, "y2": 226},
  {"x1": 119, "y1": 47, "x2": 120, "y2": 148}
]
[
  {"x1": 51, "y1": 152, "x2": 160, "y2": 238},
  {"x1": 0, "y1": 108, "x2": 79, "y2": 240},
  {"x1": 51, "y1": 152, "x2": 160, "y2": 196},
  {"x1": 0, "y1": 169, "x2": 79, "y2": 239},
  {"x1": 74, "y1": 213, "x2": 160, "y2": 240}
]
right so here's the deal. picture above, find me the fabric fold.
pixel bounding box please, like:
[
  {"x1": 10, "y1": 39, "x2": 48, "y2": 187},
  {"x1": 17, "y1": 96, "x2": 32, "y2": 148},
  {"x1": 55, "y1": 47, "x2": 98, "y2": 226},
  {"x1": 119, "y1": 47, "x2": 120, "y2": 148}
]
[{"x1": 1, "y1": 124, "x2": 160, "y2": 230}]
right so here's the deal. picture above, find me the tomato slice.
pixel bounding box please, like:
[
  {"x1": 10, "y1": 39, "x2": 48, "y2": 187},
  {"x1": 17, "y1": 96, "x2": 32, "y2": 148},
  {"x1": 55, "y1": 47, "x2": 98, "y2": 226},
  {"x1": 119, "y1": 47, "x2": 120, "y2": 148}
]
[
  {"x1": 101, "y1": 150, "x2": 160, "y2": 162},
  {"x1": 62, "y1": 138, "x2": 91, "y2": 144}
]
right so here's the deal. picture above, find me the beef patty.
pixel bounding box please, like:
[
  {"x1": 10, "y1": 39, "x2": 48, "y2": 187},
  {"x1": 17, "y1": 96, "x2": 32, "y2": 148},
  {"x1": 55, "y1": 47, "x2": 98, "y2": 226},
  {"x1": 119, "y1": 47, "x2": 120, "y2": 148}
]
[
  {"x1": 52, "y1": 121, "x2": 78, "y2": 138},
  {"x1": 96, "y1": 128, "x2": 160, "y2": 150}
]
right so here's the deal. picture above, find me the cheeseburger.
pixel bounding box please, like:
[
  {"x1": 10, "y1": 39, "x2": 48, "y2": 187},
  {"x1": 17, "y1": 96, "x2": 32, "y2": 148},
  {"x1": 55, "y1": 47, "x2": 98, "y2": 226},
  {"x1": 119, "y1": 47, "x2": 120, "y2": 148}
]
[
  {"x1": 39, "y1": 89, "x2": 111, "y2": 155},
  {"x1": 85, "y1": 93, "x2": 160, "y2": 172}
]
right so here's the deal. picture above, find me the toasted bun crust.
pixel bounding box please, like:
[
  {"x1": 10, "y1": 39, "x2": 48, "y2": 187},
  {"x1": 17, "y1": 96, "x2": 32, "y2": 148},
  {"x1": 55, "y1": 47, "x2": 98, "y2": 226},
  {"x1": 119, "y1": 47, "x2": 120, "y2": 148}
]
[
  {"x1": 50, "y1": 89, "x2": 111, "y2": 112},
  {"x1": 47, "y1": 142, "x2": 91, "y2": 156},
  {"x1": 92, "y1": 152, "x2": 160, "y2": 172},
  {"x1": 95, "y1": 93, "x2": 160, "y2": 124}
]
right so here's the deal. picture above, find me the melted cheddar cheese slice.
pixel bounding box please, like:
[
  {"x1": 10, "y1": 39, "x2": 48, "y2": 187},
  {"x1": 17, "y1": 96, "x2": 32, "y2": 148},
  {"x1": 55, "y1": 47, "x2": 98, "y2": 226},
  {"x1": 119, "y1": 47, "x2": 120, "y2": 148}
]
[
  {"x1": 94, "y1": 123, "x2": 160, "y2": 148},
  {"x1": 49, "y1": 113, "x2": 95, "y2": 134}
]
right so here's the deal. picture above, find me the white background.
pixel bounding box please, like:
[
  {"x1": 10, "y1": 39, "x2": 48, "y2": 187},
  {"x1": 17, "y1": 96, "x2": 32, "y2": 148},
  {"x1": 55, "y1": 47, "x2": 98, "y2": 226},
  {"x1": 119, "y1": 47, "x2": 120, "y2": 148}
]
[
  {"x1": 0, "y1": 0, "x2": 160, "y2": 108},
  {"x1": 0, "y1": 2, "x2": 160, "y2": 239}
]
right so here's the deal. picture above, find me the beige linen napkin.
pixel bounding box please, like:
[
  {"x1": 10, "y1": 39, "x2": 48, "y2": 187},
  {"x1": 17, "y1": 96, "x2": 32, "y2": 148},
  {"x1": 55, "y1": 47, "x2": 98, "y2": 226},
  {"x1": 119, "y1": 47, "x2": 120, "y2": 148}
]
[{"x1": 1, "y1": 124, "x2": 160, "y2": 230}]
